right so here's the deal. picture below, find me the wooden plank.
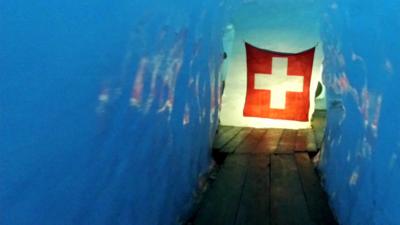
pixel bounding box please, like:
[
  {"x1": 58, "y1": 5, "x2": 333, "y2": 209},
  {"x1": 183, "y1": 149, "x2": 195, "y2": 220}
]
[
  {"x1": 221, "y1": 128, "x2": 252, "y2": 153},
  {"x1": 270, "y1": 154, "x2": 315, "y2": 225},
  {"x1": 295, "y1": 153, "x2": 337, "y2": 225},
  {"x1": 194, "y1": 155, "x2": 249, "y2": 225},
  {"x1": 295, "y1": 129, "x2": 317, "y2": 152},
  {"x1": 235, "y1": 129, "x2": 267, "y2": 154},
  {"x1": 213, "y1": 127, "x2": 242, "y2": 150},
  {"x1": 235, "y1": 155, "x2": 270, "y2": 225},
  {"x1": 218, "y1": 126, "x2": 234, "y2": 134},
  {"x1": 276, "y1": 129, "x2": 297, "y2": 154},
  {"x1": 255, "y1": 129, "x2": 284, "y2": 154},
  {"x1": 213, "y1": 126, "x2": 230, "y2": 144}
]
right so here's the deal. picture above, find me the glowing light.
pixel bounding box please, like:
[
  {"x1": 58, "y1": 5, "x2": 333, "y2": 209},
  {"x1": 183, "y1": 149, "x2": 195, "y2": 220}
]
[
  {"x1": 384, "y1": 59, "x2": 394, "y2": 74},
  {"x1": 349, "y1": 170, "x2": 359, "y2": 186},
  {"x1": 96, "y1": 88, "x2": 110, "y2": 114},
  {"x1": 389, "y1": 153, "x2": 398, "y2": 169},
  {"x1": 99, "y1": 94, "x2": 109, "y2": 102},
  {"x1": 219, "y1": 19, "x2": 325, "y2": 129},
  {"x1": 98, "y1": 91, "x2": 110, "y2": 103}
]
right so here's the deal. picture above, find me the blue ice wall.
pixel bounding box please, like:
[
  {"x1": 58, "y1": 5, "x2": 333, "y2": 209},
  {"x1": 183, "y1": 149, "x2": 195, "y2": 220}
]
[
  {"x1": 320, "y1": 1, "x2": 400, "y2": 224},
  {"x1": 0, "y1": 1, "x2": 228, "y2": 224}
]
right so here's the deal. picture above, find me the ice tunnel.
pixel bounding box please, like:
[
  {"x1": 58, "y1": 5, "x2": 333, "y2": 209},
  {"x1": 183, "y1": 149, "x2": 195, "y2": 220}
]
[{"x1": 1, "y1": 0, "x2": 400, "y2": 224}]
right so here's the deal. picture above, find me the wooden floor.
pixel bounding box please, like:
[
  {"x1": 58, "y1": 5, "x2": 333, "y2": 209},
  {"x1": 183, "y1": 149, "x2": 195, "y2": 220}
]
[{"x1": 190, "y1": 112, "x2": 336, "y2": 225}]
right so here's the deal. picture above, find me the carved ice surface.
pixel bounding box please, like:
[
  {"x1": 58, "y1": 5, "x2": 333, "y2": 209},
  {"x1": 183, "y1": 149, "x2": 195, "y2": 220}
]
[
  {"x1": 0, "y1": 1, "x2": 233, "y2": 224},
  {"x1": 320, "y1": 1, "x2": 400, "y2": 224}
]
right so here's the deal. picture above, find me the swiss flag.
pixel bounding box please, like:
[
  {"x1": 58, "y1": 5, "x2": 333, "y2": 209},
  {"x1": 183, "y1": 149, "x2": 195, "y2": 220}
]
[{"x1": 243, "y1": 43, "x2": 316, "y2": 121}]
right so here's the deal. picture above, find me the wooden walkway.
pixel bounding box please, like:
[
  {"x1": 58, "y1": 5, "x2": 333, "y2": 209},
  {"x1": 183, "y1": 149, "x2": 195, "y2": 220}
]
[{"x1": 190, "y1": 114, "x2": 336, "y2": 225}]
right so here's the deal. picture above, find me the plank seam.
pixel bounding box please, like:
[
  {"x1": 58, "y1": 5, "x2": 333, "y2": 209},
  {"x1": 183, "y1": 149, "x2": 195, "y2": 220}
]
[
  {"x1": 219, "y1": 127, "x2": 243, "y2": 150},
  {"x1": 267, "y1": 155, "x2": 272, "y2": 225},
  {"x1": 233, "y1": 158, "x2": 250, "y2": 225},
  {"x1": 293, "y1": 153, "x2": 316, "y2": 225},
  {"x1": 231, "y1": 129, "x2": 253, "y2": 153},
  {"x1": 275, "y1": 130, "x2": 285, "y2": 153}
]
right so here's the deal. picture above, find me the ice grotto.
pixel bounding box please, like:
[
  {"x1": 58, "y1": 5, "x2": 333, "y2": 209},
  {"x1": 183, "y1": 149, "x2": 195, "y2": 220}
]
[{"x1": 1, "y1": 0, "x2": 400, "y2": 225}]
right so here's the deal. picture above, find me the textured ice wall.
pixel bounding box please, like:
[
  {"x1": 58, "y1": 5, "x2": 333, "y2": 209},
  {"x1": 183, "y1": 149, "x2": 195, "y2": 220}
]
[
  {"x1": 0, "y1": 1, "x2": 228, "y2": 224},
  {"x1": 320, "y1": 1, "x2": 400, "y2": 224}
]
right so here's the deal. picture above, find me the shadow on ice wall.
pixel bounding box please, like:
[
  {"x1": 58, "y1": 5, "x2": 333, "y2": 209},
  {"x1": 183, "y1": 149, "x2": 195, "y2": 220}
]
[
  {"x1": 320, "y1": 1, "x2": 400, "y2": 224},
  {"x1": 0, "y1": 1, "x2": 232, "y2": 224}
]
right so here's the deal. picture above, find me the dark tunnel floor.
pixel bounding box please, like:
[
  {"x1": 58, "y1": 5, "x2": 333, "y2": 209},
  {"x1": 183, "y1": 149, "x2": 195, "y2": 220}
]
[{"x1": 189, "y1": 111, "x2": 337, "y2": 225}]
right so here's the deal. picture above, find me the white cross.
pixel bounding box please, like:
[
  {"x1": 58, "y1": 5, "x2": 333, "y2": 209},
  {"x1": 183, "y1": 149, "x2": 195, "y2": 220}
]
[{"x1": 254, "y1": 57, "x2": 304, "y2": 109}]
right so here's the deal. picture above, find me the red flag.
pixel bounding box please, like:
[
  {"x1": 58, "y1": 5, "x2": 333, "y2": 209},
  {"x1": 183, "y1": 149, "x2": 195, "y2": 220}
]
[{"x1": 243, "y1": 43, "x2": 315, "y2": 121}]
